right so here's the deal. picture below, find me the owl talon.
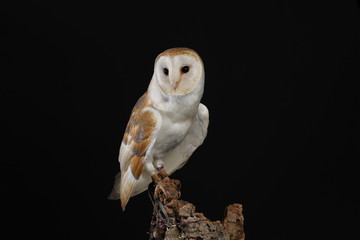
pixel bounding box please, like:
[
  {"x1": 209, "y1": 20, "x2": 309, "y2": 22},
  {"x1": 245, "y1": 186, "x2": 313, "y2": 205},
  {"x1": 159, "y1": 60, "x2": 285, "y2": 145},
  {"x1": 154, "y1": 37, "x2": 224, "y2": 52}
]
[
  {"x1": 157, "y1": 169, "x2": 168, "y2": 179},
  {"x1": 151, "y1": 174, "x2": 161, "y2": 184},
  {"x1": 151, "y1": 169, "x2": 168, "y2": 184}
]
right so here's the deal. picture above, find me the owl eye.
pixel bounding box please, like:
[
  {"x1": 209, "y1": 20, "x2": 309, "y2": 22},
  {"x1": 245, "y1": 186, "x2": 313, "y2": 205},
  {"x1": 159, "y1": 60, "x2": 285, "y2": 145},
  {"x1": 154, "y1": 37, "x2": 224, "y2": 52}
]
[
  {"x1": 163, "y1": 68, "x2": 169, "y2": 75},
  {"x1": 181, "y1": 66, "x2": 189, "y2": 73}
]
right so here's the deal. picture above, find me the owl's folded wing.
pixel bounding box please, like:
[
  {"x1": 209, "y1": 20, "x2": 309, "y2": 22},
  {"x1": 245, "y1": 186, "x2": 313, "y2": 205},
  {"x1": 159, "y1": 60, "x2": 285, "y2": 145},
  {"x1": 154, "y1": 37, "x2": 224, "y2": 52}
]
[
  {"x1": 108, "y1": 95, "x2": 161, "y2": 209},
  {"x1": 120, "y1": 106, "x2": 162, "y2": 179}
]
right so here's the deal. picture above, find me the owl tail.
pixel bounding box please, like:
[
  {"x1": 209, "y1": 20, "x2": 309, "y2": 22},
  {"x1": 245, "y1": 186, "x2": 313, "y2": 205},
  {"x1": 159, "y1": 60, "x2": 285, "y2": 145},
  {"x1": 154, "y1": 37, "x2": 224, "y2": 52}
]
[
  {"x1": 119, "y1": 168, "x2": 137, "y2": 211},
  {"x1": 108, "y1": 172, "x2": 121, "y2": 200}
]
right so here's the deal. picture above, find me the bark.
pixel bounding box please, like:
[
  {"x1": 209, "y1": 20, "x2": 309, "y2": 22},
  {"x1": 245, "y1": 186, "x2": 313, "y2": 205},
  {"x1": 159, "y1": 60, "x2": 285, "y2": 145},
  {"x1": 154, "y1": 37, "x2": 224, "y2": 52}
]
[{"x1": 148, "y1": 177, "x2": 245, "y2": 240}]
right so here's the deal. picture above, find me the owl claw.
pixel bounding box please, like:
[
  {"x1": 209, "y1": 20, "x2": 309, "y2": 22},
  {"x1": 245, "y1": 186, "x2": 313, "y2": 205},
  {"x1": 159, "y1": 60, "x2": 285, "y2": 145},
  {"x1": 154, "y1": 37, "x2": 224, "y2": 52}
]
[
  {"x1": 151, "y1": 173, "x2": 161, "y2": 184},
  {"x1": 157, "y1": 169, "x2": 169, "y2": 179},
  {"x1": 151, "y1": 169, "x2": 169, "y2": 184}
]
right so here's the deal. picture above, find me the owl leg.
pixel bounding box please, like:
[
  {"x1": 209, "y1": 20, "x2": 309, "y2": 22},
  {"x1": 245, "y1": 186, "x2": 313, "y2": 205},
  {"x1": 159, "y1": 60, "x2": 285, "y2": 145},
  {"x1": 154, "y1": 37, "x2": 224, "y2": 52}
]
[
  {"x1": 154, "y1": 159, "x2": 169, "y2": 179},
  {"x1": 144, "y1": 160, "x2": 161, "y2": 183},
  {"x1": 154, "y1": 159, "x2": 164, "y2": 171}
]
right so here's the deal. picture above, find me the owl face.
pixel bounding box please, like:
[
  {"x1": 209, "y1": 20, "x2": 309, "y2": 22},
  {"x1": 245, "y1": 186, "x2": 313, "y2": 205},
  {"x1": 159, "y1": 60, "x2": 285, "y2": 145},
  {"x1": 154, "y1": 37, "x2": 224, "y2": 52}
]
[{"x1": 154, "y1": 48, "x2": 204, "y2": 96}]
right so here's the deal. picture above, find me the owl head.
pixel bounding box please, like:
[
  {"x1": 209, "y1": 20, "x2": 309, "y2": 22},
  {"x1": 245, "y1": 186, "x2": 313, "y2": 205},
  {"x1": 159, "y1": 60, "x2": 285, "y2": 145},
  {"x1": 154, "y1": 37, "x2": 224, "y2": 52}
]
[{"x1": 153, "y1": 48, "x2": 205, "y2": 96}]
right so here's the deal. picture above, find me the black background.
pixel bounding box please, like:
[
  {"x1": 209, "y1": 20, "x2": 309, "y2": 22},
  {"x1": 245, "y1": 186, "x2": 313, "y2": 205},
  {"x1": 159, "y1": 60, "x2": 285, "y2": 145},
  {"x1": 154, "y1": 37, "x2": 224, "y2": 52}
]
[{"x1": 1, "y1": 1, "x2": 359, "y2": 239}]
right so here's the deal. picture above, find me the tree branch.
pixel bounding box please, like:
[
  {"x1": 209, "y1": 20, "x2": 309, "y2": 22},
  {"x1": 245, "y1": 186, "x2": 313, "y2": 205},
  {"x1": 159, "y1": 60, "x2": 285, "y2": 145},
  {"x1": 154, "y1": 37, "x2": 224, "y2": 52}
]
[{"x1": 148, "y1": 177, "x2": 245, "y2": 240}]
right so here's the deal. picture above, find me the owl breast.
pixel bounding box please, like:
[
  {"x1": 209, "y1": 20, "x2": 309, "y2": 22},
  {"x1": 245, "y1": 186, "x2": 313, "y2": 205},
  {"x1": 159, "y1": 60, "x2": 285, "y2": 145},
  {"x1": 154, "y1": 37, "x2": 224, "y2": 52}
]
[{"x1": 151, "y1": 116, "x2": 193, "y2": 159}]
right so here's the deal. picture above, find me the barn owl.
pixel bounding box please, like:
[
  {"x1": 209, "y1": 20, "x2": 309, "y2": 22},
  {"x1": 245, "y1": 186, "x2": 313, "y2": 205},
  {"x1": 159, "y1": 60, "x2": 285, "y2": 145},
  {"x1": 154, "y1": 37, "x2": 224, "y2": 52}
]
[{"x1": 108, "y1": 47, "x2": 209, "y2": 210}]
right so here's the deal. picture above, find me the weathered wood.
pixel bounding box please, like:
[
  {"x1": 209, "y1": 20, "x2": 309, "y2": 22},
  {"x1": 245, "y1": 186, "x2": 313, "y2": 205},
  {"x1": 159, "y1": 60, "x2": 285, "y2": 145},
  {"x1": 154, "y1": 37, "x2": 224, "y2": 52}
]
[{"x1": 148, "y1": 177, "x2": 245, "y2": 240}]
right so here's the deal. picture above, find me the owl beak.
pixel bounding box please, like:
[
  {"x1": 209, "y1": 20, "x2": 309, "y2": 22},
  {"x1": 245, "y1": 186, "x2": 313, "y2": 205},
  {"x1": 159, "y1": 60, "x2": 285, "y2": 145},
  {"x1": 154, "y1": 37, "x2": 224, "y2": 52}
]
[
  {"x1": 169, "y1": 73, "x2": 181, "y2": 90},
  {"x1": 173, "y1": 79, "x2": 181, "y2": 90}
]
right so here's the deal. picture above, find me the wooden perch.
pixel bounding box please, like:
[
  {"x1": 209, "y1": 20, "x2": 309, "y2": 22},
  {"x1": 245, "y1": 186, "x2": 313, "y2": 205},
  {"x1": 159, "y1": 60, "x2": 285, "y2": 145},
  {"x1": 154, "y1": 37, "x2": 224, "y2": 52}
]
[{"x1": 148, "y1": 177, "x2": 245, "y2": 240}]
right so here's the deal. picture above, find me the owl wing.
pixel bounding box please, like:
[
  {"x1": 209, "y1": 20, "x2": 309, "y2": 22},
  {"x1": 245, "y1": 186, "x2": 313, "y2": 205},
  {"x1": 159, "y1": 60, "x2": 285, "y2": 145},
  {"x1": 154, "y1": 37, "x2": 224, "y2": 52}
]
[
  {"x1": 108, "y1": 95, "x2": 162, "y2": 210},
  {"x1": 119, "y1": 106, "x2": 162, "y2": 177},
  {"x1": 163, "y1": 103, "x2": 209, "y2": 175}
]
